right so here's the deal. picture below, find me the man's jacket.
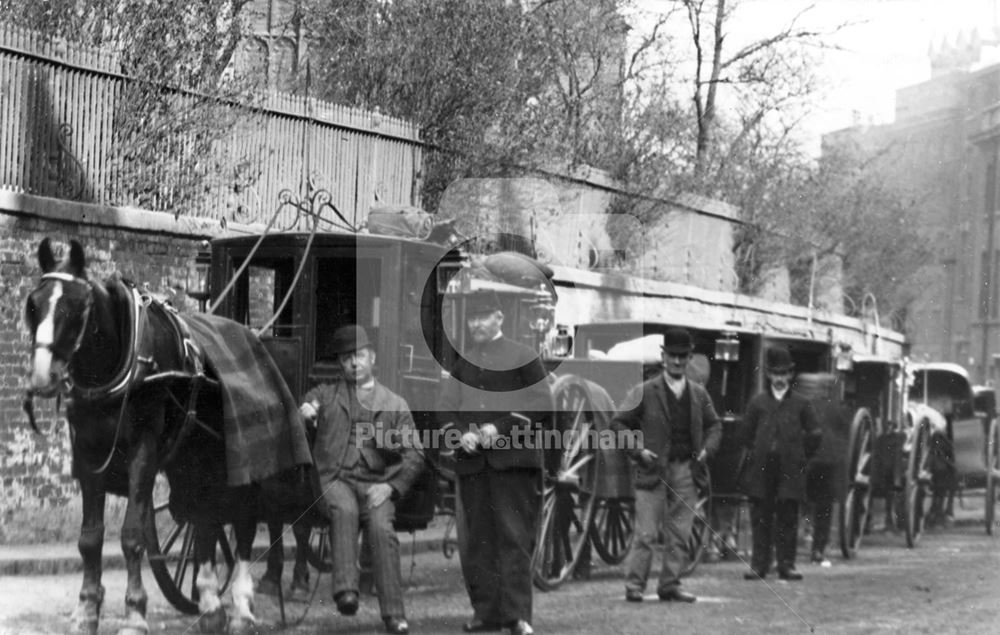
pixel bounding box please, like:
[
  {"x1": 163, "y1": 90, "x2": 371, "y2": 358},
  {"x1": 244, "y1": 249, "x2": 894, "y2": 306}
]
[
  {"x1": 609, "y1": 375, "x2": 722, "y2": 489},
  {"x1": 740, "y1": 389, "x2": 822, "y2": 501},
  {"x1": 305, "y1": 379, "x2": 424, "y2": 497},
  {"x1": 436, "y1": 335, "x2": 553, "y2": 475}
]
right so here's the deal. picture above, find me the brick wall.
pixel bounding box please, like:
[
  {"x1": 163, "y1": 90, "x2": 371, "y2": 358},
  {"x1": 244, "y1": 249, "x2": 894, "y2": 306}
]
[{"x1": 0, "y1": 194, "x2": 217, "y2": 543}]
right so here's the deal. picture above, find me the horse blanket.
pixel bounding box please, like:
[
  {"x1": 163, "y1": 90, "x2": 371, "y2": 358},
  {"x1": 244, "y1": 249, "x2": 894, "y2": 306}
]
[{"x1": 185, "y1": 313, "x2": 312, "y2": 486}]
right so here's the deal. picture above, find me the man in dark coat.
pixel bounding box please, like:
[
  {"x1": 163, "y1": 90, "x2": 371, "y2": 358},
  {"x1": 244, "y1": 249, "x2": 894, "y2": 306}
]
[
  {"x1": 300, "y1": 325, "x2": 423, "y2": 635},
  {"x1": 609, "y1": 327, "x2": 722, "y2": 603},
  {"x1": 741, "y1": 346, "x2": 822, "y2": 581},
  {"x1": 436, "y1": 290, "x2": 553, "y2": 635}
]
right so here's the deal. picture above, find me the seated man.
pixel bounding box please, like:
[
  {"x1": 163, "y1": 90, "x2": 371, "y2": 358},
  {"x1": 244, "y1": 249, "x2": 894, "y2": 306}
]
[{"x1": 300, "y1": 325, "x2": 424, "y2": 634}]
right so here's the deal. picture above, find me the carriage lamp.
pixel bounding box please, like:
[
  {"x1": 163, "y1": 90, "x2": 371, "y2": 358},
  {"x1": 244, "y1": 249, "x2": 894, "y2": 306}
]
[
  {"x1": 835, "y1": 343, "x2": 854, "y2": 372},
  {"x1": 714, "y1": 333, "x2": 740, "y2": 362},
  {"x1": 551, "y1": 325, "x2": 573, "y2": 358},
  {"x1": 714, "y1": 333, "x2": 740, "y2": 398},
  {"x1": 527, "y1": 288, "x2": 555, "y2": 334},
  {"x1": 187, "y1": 250, "x2": 212, "y2": 312}
]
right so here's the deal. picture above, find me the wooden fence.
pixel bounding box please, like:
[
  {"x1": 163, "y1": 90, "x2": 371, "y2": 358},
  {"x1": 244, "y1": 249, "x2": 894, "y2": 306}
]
[{"x1": 0, "y1": 22, "x2": 424, "y2": 229}]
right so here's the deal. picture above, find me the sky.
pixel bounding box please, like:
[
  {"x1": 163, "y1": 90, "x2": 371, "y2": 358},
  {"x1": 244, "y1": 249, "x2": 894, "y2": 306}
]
[{"x1": 636, "y1": 0, "x2": 1000, "y2": 153}]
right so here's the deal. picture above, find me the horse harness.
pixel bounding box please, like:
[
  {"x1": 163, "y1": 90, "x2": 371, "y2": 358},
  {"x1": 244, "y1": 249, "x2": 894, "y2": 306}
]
[{"x1": 24, "y1": 274, "x2": 221, "y2": 472}]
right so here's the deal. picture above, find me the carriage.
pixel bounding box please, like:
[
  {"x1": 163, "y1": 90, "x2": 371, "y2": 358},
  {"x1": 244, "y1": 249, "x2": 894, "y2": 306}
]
[
  {"x1": 908, "y1": 364, "x2": 998, "y2": 535},
  {"x1": 148, "y1": 228, "x2": 657, "y2": 606},
  {"x1": 837, "y1": 357, "x2": 1000, "y2": 557},
  {"x1": 534, "y1": 317, "x2": 852, "y2": 578}
]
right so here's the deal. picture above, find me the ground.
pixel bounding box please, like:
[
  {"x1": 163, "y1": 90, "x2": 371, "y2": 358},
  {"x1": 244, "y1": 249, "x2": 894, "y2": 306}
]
[{"x1": 1, "y1": 522, "x2": 998, "y2": 635}]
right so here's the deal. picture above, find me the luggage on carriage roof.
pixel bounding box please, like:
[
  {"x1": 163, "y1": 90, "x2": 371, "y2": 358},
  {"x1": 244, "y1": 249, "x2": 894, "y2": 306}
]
[{"x1": 366, "y1": 205, "x2": 435, "y2": 240}]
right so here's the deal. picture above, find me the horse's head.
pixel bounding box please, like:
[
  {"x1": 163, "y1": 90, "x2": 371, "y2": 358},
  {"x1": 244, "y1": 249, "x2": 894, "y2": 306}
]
[{"x1": 24, "y1": 238, "x2": 93, "y2": 397}]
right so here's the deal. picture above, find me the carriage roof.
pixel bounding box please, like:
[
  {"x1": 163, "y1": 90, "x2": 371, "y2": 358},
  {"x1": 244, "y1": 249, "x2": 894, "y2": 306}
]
[
  {"x1": 850, "y1": 353, "x2": 905, "y2": 367},
  {"x1": 212, "y1": 229, "x2": 449, "y2": 253},
  {"x1": 570, "y1": 318, "x2": 756, "y2": 337},
  {"x1": 908, "y1": 362, "x2": 971, "y2": 379}
]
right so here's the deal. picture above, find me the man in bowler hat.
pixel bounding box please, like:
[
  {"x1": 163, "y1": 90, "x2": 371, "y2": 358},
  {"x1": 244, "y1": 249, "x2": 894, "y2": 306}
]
[
  {"x1": 299, "y1": 325, "x2": 423, "y2": 634},
  {"x1": 436, "y1": 289, "x2": 552, "y2": 635},
  {"x1": 609, "y1": 327, "x2": 722, "y2": 603},
  {"x1": 740, "y1": 346, "x2": 822, "y2": 581}
]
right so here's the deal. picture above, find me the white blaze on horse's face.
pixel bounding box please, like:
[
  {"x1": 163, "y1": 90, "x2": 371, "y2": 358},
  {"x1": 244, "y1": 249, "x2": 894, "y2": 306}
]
[{"x1": 29, "y1": 280, "x2": 63, "y2": 393}]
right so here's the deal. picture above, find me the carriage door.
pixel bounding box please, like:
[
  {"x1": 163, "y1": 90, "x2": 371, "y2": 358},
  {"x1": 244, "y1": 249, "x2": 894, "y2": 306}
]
[
  {"x1": 311, "y1": 247, "x2": 398, "y2": 387},
  {"x1": 229, "y1": 255, "x2": 304, "y2": 398}
]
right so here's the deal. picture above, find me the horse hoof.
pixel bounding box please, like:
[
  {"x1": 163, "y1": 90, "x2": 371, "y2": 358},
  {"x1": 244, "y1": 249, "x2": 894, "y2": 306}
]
[
  {"x1": 198, "y1": 607, "x2": 228, "y2": 634},
  {"x1": 227, "y1": 617, "x2": 260, "y2": 635},
  {"x1": 286, "y1": 582, "x2": 312, "y2": 603},
  {"x1": 117, "y1": 619, "x2": 150, "y2": 635},
  {"x1": 256, "y1": 577, "x2": 281, "y2": 598},
  {"x1": 72, "y1": 617, "x2": 99, "y2": 635}
]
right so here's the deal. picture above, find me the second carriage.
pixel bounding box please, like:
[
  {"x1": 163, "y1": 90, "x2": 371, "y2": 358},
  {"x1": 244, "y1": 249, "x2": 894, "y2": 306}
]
[{"x1": 837, "y1": 357, "x2": 1000, "y2": 557}]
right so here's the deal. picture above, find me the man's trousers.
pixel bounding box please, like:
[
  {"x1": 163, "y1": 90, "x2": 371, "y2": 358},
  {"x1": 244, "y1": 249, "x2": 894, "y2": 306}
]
[
  {"x1": 623, "y1": 460, "x2": 698, "y2": 594},
  {"x1": 750, "y1": 453, "x2": 800, "y2": 573},
  {"x1": 325, "y1": 478, "x2": 405, "y2": 620},
  {"x1": 458, "y1": 467, "x2": 541, "y2": 626}
]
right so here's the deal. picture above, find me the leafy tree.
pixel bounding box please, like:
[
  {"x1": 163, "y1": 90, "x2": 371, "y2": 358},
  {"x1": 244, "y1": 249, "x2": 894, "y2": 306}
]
[
  {"x1": 800, "y1": 140, "x2": 936, "y2": 329},
  {"x1": 301, "y1": 0, "x2": 679, "y2": 210}
]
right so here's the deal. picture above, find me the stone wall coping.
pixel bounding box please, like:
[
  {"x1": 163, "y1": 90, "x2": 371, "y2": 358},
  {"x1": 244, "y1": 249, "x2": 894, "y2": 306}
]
[
  {"x1": 550, "y1": 264, "x2": 907, "y2": 346},
  {"x1": 0, "y1": 190, "x2": 266, "y2": 239}
]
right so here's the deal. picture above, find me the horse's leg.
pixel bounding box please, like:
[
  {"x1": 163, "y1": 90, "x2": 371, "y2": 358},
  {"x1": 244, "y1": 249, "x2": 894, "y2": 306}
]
[
  {"x1": 228, "y1": 506, "x2": 260, "y2": 634},
  {"x1": 194, "y1": 524, "x2": 228, "y2": 633},
  {"x1": 290, "y1": 520, "x2": 311, "y2": 592},
  {"x1": 71, "y1": 476, "x2": 106, "y2": 635},
  {"x1": 257, "y1": 520, "x2": 283, "y2": 596},
  {"x1": 118, "y1": 427, "x2": 158, "y2": 635}
]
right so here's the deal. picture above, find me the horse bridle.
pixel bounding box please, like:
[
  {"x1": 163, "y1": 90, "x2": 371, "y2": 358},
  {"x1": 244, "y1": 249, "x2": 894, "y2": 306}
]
[
  {"x1": 33, "y1": 272, "x2": 95, "y2": 372},
  {"x1": 26, "y1": 273, "x2": 147, "y2": 475}
]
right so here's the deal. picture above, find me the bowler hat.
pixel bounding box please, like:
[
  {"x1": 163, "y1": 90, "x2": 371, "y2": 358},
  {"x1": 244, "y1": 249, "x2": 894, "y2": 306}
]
[
  {"x1": 765, "y1": 346, "x2": 795, "y2": 372},
  {"x1": 661, "y1": 327, "x2": 694, "y2": 355},
  {"x1": 331, "y1": 324, "x2": 372, "y2": 355},
  {"x1": 466, "y1": 289, "x2": 502, "y2": 315}
]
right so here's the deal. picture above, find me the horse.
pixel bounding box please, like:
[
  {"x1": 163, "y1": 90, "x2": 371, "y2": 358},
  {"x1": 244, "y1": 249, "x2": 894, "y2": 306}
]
[{"x1": 23, "y1": 238, "x2": 297, "y2": 635}]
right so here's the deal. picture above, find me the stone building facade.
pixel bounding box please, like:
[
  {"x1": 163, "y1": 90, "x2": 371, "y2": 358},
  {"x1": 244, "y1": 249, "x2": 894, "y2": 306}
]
[{"x1": 820, "y1": 31, "x2": 1000, "y2": 380}]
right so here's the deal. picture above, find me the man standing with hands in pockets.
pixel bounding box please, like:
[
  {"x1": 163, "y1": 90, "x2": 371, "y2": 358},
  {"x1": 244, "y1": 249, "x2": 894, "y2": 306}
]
[
  {"x1": 740, "y1": 345, "x2": 821, "y2": 582},
  {"x1": 610, "y1": 327, "x2": 722, "y2": 603}
]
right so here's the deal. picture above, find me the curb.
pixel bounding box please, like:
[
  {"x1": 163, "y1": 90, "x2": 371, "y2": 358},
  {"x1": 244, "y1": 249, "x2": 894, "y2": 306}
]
[{"x1": 0, "y1": 535, "x2": 446, "y2": 577}]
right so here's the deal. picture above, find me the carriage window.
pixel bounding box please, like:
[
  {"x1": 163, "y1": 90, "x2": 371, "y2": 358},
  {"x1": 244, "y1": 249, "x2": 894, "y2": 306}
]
[
  {"x1": 232, "y1": 258, "x2": 295, "y2": 336},
  {"x1": 315, "y1": 256, "x2": 381, "y2": 363}
]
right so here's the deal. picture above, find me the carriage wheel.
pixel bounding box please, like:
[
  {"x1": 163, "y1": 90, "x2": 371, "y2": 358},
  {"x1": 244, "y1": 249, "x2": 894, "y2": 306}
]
[
  {"x1": 145, "y1": 475, "x2": 236, "y2": 615},
  {"x1": 679, "y1": 473, "x2": 713, "y2": 577},
  {"x1": 590, "y1": 497, "x2": 634, "y2": 565},
  {"x1": 904, "y1": 419, "x2": 933, "y2": 548},
  {"x1": 839, "y1": 408, "x2": 875, "y2": 559},
  {"x1": 304, "y1": 525, "x2": 333, "y2": 573},
  {"x1": 531, "y1": 376, "x2": 600, "y2": 591},
  {"x1": 986, "y1": 418, "x2": 1000, "y2": 536}
]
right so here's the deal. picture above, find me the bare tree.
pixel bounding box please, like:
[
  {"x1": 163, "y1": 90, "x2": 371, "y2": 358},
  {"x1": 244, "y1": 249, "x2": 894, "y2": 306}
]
[{"x1": 675, "y1": 0, "x2": 836, "y2": 181}]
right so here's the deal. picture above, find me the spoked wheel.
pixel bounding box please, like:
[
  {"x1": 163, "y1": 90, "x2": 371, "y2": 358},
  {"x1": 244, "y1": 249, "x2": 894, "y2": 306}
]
[
  {"x1": 986, "y1": 418, "x2": 1000, "y2": 536},
  {"x1": 145, "y1": 475, "x2": 236, "y2": 615},
  {"x1": 590, "y1": 497, "x2": 635, "y2": 565},
  {"x1": 839, "y1": 408, "x2": 875, "y2": 559},
  {"x1": 680, "y1": 471, "x2": 712, "y2": 577},
  {"x1": 532, "y1": 376, "x2": 600, "y2": 591},
  {"x1": 904, "y1": 418, "x2": 933, "y2": 548}
]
